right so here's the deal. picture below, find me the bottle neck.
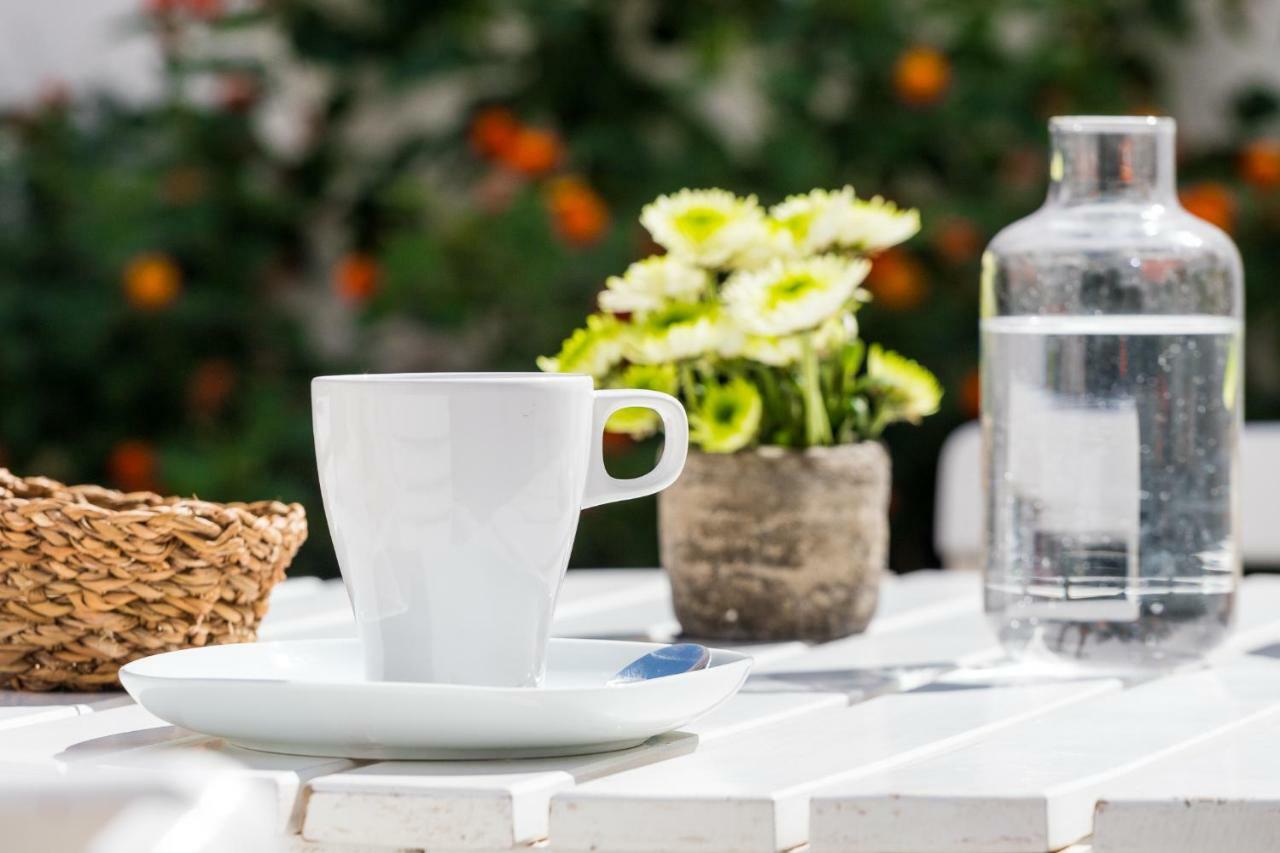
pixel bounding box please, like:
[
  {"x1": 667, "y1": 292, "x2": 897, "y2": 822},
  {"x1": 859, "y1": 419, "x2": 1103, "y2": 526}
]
[{"x1": 1046, "y1": 117, "x2": 1177, "y2": 206}]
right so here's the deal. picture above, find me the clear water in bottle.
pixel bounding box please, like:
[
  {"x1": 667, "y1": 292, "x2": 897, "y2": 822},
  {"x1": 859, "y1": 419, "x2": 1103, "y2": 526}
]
[
  {"x1": 983, "y1": 314, "x2": 1240, "y2": 669},
  {"x1": 982, "y1": 116, "x2": 1243, "y2": 670}
]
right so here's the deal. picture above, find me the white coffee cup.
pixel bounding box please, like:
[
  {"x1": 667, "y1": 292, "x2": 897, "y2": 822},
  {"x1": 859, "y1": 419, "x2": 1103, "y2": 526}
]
[{"x1": 311, "y1": 373, "x2": 688, "y2": 687}]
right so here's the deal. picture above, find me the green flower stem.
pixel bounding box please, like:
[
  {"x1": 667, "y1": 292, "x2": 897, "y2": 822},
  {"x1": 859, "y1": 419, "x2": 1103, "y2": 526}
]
[
  {"x1": 801, "y1": 333, "x2": 833, "y2": 446},
  {"x1": 864, "y1": 387, "x2": 891, "y2": 439},
  {"x1": 755, "y1": 364, "x2": 782, "y2": 415},
  {"x1": 866, "y1": 409, "x2": 889, "y2": 440},
  {"x1": 679, "y1": 363, "x2": 699, "y2": 406},
  {"x1": 753, "y1": 364, "x2": 789, "y2": 441}
]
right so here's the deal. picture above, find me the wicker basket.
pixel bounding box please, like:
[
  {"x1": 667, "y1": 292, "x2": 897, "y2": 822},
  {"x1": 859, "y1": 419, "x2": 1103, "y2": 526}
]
[{"x1": 0, "y1": 469, "x2": 307, "y2": 690}]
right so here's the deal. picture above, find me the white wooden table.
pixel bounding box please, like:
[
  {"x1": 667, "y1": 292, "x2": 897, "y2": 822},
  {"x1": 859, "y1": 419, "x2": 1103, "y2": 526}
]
[{"x1": 6, "y1": 568, "x2": 1280, "y2": 853}]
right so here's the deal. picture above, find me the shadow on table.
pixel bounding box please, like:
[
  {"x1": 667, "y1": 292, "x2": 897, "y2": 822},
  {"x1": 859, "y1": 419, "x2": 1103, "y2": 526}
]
[
  {"x1": 741, "y1": 657, "x2": 1145, "y2": 699},
  {"x1": 562, "y1": 631, "x2": 660, "y2": 643},
  {"x1": 1248, "y1": 642, "x2": 1280, "y2": 659},
  {"x1": 56, "y1": 725, "x2": 194, "y2": 763},
  {"x1": 743, "y1": 665, "x2": 950, "y2": 700}
]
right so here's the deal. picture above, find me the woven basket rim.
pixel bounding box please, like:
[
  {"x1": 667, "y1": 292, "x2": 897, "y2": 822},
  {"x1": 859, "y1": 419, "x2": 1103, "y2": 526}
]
[{"x1": 0, "y1": 467, "x2": 304, "y2": 522}]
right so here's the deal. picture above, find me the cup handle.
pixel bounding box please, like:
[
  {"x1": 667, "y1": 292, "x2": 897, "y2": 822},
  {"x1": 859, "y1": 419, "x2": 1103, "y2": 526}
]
[{"x1": 582, "y1": 389, "x2": 689, "y2": 509}]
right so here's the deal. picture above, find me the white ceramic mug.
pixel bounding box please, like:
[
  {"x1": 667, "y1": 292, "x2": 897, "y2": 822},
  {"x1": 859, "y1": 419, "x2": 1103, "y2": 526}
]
[{"x1": 311, "y1": 373, "x2": 688, "y2": 687}]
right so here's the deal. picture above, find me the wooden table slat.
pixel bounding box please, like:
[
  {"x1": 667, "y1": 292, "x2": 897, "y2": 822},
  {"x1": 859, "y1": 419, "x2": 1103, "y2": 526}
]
[
  {"x1": 549, "y1": 679, "x2": 1119, "y2": 853},
  {"x1": 104, "y1": 741, "x2": 360, "y2": 835},
  {"x1": 0, "y1": 704, "x2": 186, "y2": 763},
  {"x1": 299, "y1": 691, "x2": 849, "y2": 849},
  {"x1": 1091, "y1": 701, "x2": 1280, "y2": 853},
  {"x1": 808, "y1": 655, "x2": 1280, "y2": 853}
]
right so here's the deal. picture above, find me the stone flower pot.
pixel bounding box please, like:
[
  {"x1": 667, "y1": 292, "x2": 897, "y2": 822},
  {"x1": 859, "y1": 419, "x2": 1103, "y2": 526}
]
[{"x1": 658, "y1": 442, "x2": 890, "y2": 642}]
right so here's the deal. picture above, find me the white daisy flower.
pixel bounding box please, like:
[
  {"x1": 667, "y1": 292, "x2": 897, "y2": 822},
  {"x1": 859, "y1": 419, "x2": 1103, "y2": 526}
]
[
  {"x1": 640, "y1": 189, "x2": 770, "y2": 268},
  {"x1": 769, "y1": 186, "x2": 856, "y2": 254},
  {"x1": 627, "y1": 301, "x2": 730, "y2": 364},
  {"x1": 729, "y1": 313, "x2": 856, "y2": 366},
  {"x1": 725, "y1": 219, "x2": 799, "y2": 271},
  {"x1": 536, "y1": 313, "x2": 626, "y2": 378},
  {"x1": 722, "y1": 255, "x2": 871, "y2": 337},
  {"x1": 813, "y1": 193, "x2": 921, "y2": 253},
  {"x1": 598, "y1": 255, "x2": 711, "y2": 315}
]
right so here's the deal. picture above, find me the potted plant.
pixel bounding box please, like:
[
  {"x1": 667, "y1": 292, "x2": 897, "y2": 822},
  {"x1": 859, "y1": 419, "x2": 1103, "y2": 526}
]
[{"x1": 539, "y1": 188, "x2": 941, "y2": 641}]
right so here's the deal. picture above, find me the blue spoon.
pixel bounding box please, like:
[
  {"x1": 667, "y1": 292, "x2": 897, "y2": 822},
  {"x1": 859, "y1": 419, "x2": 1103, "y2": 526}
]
[{"x1": 609, "y1": 643, "x2": 711, "y2": 685}]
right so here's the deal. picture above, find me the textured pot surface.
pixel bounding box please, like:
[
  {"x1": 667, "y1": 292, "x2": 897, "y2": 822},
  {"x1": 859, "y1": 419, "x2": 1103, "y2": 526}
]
[{"x1": 659, "y1": 443, "x2": 890, "y2": 642}]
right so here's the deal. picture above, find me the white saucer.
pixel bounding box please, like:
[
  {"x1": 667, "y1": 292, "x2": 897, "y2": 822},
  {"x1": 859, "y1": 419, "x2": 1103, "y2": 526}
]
[{"x1": 120, "y1": 638, "x2": 751, "y2": 759}]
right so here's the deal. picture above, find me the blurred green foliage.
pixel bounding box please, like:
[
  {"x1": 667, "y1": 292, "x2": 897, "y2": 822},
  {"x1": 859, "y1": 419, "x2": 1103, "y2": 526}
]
[{"x1": 1, "y1": 0, "x2": 1277, "y2": 575}]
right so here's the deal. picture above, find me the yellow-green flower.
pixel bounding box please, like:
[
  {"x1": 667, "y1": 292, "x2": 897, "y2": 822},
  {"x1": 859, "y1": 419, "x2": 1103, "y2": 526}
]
[
  {"x1": 606, "y1": 364, "x2": 679, "y2": 438},
  {"x1": 691, "y1": 377, "x2": 763, "y2": 453},
  {"x1": 536, "y1": 313, "x2": 625, "y2": 378},
  {"x1": 722, "y1": 255, "x2": 870, "y2": 337},
  {"x1": 815, "y1": 194, "x2": 921, "y2": 253},
  {"x1": 640, "y1": 189, "x2": 769, "y2": 268},
  {"x1": 598, "y1": 256, "x2": 710, "y2": 316},
  {"x1": 627, "y1": 301, "x2": 729, "y2": 364},
  {"x1": 867, "y1": 344, "x2": 942, "y2": 422}
]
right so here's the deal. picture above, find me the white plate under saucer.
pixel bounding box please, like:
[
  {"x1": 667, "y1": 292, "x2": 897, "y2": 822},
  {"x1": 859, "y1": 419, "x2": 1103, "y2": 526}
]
[{"x1": 120, "y1": 638, "x2": 752, "y2": 759}]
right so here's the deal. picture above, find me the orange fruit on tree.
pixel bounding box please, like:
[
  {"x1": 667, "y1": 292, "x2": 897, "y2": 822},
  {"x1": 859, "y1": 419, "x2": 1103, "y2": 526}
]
[
  {"x1": 865, "y1": 248, "x2": 928, "y2": 311},
  {"x1": 893, "y1": 46, "x2": 951, "y2": 107},
  {"x1": 469, "y1": 107, "x2": 521, "y2": 160},
  {"x1": 335, "y1": 253, "x2": 380, "y2": 303},
  {"x1": 1180, "y1": 182, "x2": 1236, "y2": 233},
  {"x1": 123, "y1": 252, "x2": 181, "y2": 311},
  {"x1": 501, "y1": 127, "x2": 563, "y2": 176},
  {"x1": 108, "y1": 440, "x2": 159, "y2": 494},
  {"x1": 1240, "y1": 139, "x2": 1280, "y2": 190},
  {"x1": 546, "y1": 177, "x2": 610, "y2": 246}
]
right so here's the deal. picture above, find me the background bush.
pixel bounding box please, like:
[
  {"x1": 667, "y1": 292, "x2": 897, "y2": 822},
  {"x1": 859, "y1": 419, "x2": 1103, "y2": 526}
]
[{"x1": 1, "y1": 0, "x2": 1277, "y2": 576}]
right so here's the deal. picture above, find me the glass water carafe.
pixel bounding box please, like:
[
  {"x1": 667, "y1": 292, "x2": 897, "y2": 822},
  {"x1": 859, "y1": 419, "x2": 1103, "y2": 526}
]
[{"x1": 982, "y1": 116, "x2": 1243, "y2": 670}]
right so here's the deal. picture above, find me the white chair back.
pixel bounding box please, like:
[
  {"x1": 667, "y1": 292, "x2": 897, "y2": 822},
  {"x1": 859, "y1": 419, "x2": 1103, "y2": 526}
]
[
  {"x1": 934, "y1": 420, "x2": 1280, "y2": 569},
  {"x1": 934, "y1": 421, "x2": 983, "y2": 570}
]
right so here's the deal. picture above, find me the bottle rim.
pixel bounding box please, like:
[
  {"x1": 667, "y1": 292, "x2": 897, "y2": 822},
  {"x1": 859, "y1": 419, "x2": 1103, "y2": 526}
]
[{"x1": 1050, "y1": 115, "x2": 1175, "y2": 134}]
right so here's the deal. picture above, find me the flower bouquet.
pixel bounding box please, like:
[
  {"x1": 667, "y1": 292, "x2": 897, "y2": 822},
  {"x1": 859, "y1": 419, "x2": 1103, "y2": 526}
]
[
  {"x1": 538, "y1": 187, "x2": 941, "y2": 453},
  {"x1": 540, "y1": 187, "x2": 942, "y2": 642}
]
